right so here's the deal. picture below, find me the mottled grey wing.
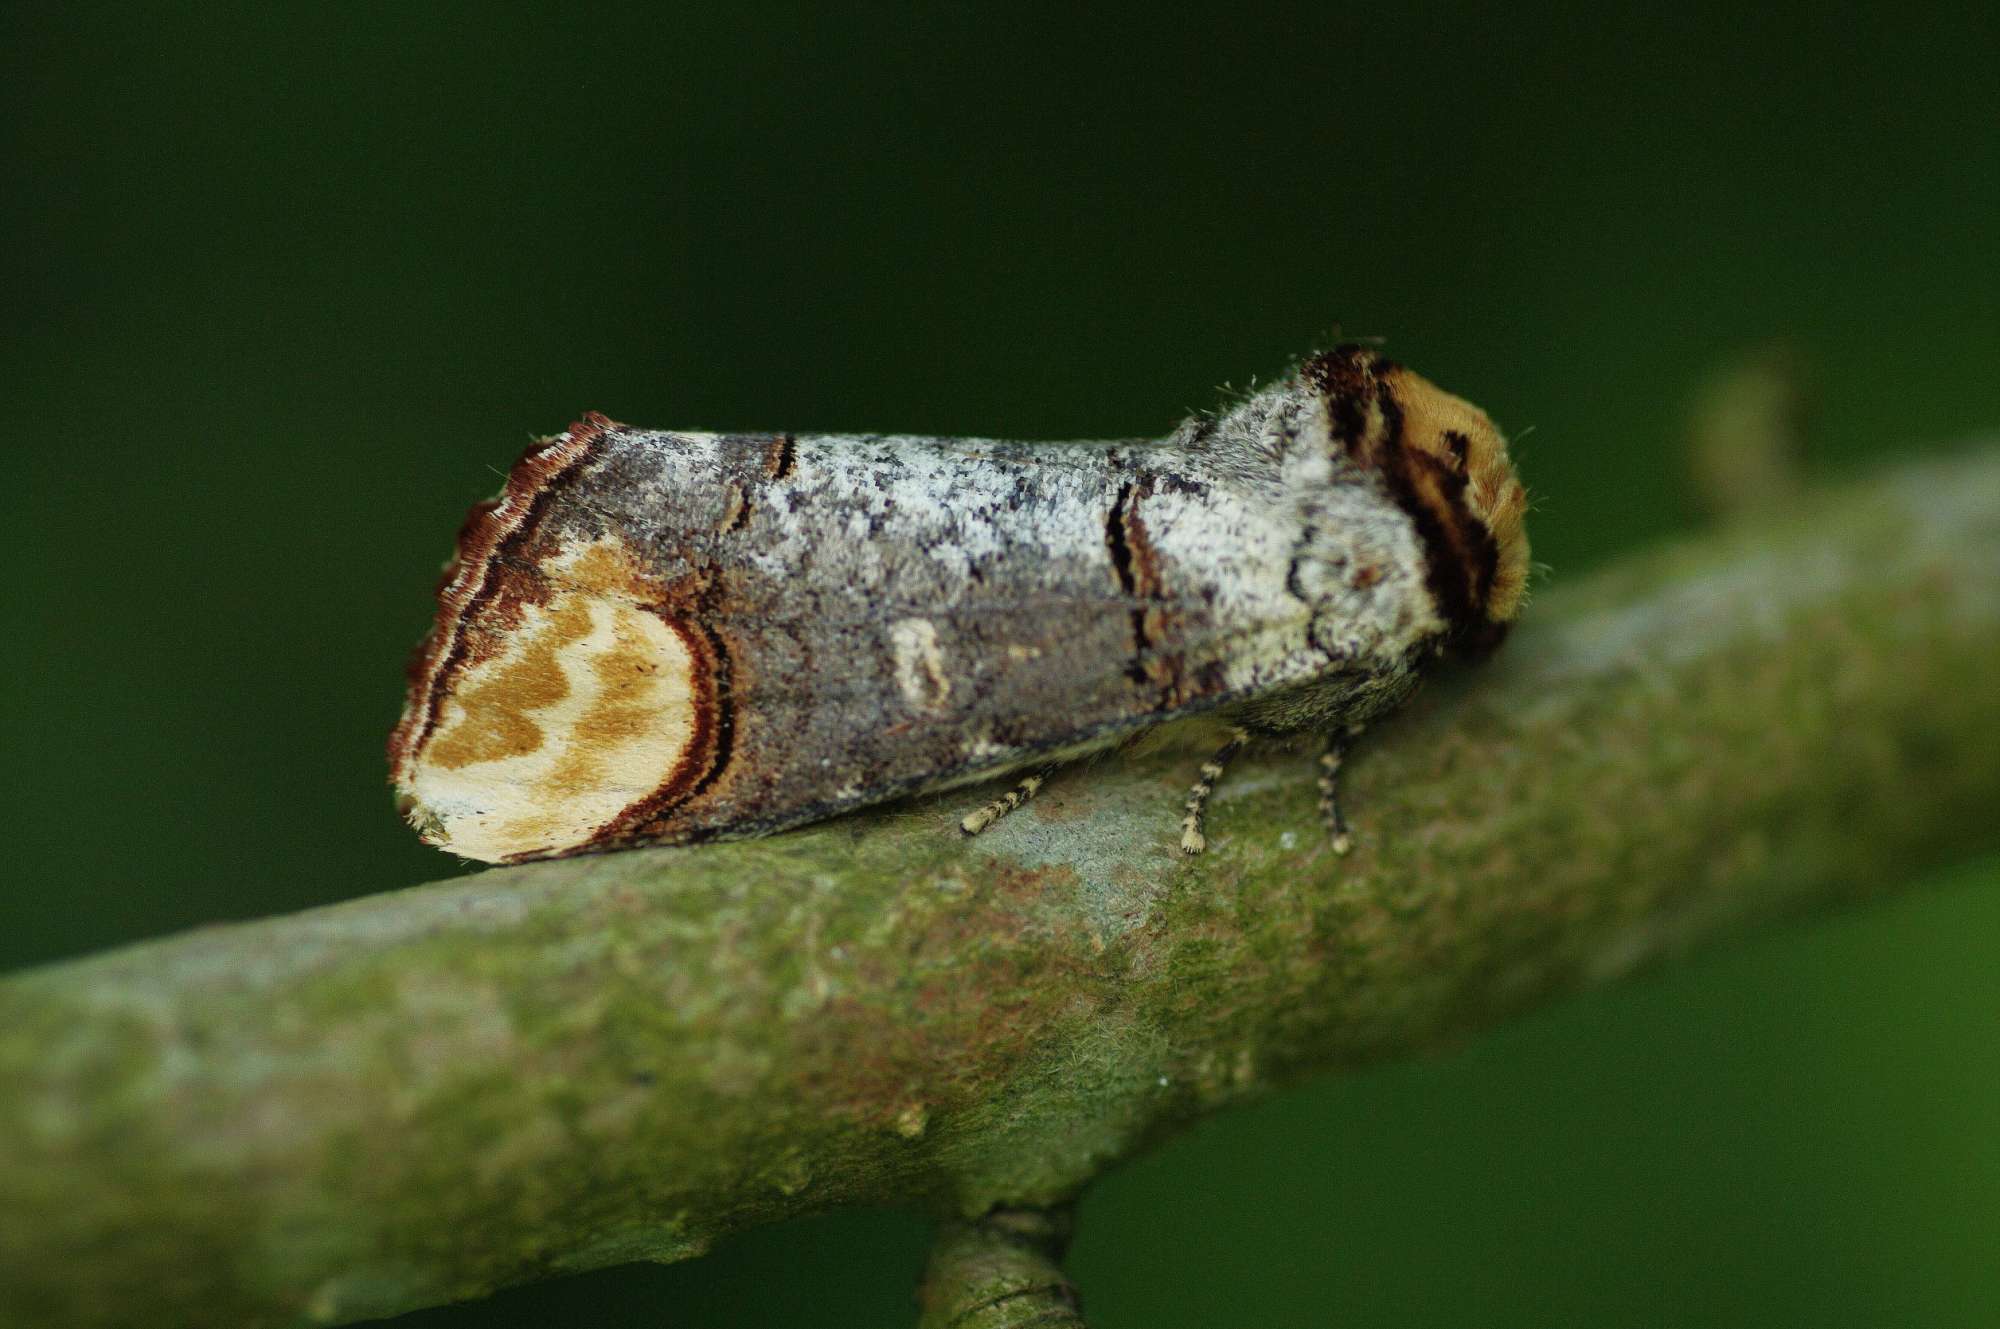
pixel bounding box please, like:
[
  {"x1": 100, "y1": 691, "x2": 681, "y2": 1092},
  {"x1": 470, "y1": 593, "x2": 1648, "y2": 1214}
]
[
  {"x1": 577, "y1": 427, "x2": 1276, "y2": 844},
  {"x1": 388, "y1": 418, "x2": 1299, "y2": 861}
]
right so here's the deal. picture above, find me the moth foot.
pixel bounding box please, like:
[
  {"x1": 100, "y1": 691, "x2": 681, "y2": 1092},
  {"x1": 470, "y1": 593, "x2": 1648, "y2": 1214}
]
[
  {"x1": 960, "y1": 769, "x2": 1051, "y2": 838},
  {"x1": 1318, "y1": 729, "x2": 1359, "y2": 858},
  {"x1": 1177, "y1": 726, "x2": 1248, "y2": 858}
]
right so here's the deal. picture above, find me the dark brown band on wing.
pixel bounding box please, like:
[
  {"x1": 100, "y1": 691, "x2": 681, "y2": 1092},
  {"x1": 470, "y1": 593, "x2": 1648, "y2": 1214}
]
[
  {"x1": 763, "y1": 433, "x2": 796, "y2": 481},
  {"x1": 1105, "y1": 481, "x2": 1149, "y2": 684},
  {"x1": 608, "y1": 564, "x2": 744, "y2": 844},
  {"x1": 1303, "y1": 346, "x2": 1377, "y2": 452},
  {"x1": 580, "y1": 606, "x2": 734, "y2": 857},
  {"x1": 1103, "y1": 474, "x2": 1198, "y2": 709},
  {"x1": 388, "y1": 413, "x2": 618, "y2": 780},
  {"x1": 1106, "y1": 478, "x2": 1178, "y2": 692}
]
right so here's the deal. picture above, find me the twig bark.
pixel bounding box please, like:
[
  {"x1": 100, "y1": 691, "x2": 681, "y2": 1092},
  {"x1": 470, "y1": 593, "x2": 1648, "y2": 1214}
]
[
  {"x1": 2, "y1": 449, "x2": 1998, "y2": 1329},
  {"x1": 917, "y1": 1206, "x2": 1083, "y2": 1329}
]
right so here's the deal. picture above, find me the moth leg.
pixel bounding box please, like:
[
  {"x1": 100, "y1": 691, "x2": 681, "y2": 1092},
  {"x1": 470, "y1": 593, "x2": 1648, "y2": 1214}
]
[
  {"x1": 1180, "y1": 726, "x2": 1251, "y2": 856},
  {"x1": 960, "y1": 765, "x2": 1058, "y2": 837},
  {"x1": 1318, "y1": 724, "x2": 1364, "y2": 856}
]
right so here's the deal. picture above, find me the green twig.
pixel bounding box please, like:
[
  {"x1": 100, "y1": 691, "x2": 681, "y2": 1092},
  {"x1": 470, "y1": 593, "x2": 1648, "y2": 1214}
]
[
  {"x1": 2, "y1": 449, "x2": 1997, "y2": 1328},
  {"x1": 918, "y1": 1206, "x2": 1082, "y2": 1329}
]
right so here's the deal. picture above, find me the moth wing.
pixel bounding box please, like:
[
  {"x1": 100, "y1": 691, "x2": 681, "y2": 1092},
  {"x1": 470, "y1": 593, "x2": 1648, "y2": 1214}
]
[{"x1": 393, "y1": 424, "x2": 1305, "y2": 860}]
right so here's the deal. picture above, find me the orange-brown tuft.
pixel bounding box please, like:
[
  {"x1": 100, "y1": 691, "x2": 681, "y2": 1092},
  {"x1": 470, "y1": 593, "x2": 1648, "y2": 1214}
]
[
  {"x1": 1379, "y1": 364, "x2": 1530, "y2": 627},
  {"x1": 1305, "y1": 347, "x2": 1530, "y2": 644}
]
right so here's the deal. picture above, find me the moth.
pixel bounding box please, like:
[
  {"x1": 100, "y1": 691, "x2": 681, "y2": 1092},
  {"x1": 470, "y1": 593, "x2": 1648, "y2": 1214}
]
[{"x1": 389, "y1": 347, "x2": 1529, "y2": 864}]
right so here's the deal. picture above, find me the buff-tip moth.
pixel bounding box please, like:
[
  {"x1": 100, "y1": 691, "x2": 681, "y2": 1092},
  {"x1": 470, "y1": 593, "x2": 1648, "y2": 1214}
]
[{"x1": 389, "y1": 346, "x2": 1529, "y2": 863}]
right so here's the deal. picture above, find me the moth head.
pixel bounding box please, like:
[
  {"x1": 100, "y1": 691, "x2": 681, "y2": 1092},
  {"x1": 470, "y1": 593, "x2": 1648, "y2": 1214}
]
[{"x1": 1301, "y1": 346, "x2": 1530, "y2": 652}]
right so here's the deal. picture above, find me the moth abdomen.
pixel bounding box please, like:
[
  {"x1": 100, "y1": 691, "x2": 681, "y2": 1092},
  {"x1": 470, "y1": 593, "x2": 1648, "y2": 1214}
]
[{"x1": 390, "y1": 346, "x2": 1528, "y2": 862}]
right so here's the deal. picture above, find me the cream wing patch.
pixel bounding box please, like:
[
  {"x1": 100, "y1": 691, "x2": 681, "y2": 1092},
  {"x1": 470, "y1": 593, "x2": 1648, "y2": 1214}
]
[
  {"x1": 399, "y1": 538, "x2": 703, "y2": 862},
  {"x1": 889, "y1": 617, "x2": 952, "y2": 713}
]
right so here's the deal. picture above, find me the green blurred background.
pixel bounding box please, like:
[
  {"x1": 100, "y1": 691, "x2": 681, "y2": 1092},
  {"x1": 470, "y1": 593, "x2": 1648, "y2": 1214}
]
[{"x1": 6, "y1": 3, "x2": 1998, "y2": 1324}]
